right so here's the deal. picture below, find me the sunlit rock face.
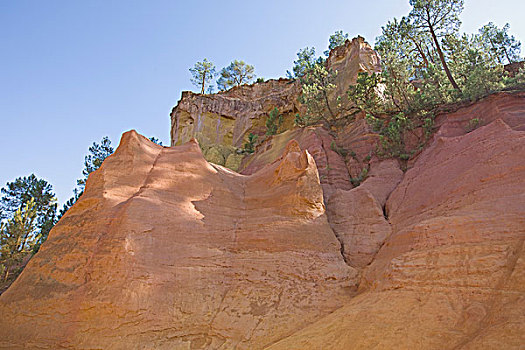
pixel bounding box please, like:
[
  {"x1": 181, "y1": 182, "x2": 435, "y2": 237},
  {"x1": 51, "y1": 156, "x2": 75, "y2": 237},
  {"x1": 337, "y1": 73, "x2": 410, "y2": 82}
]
[
  {"x1": 326, "y1": 36, "x2": 382, "y2": 99},
  {"x1": 169, "y1": 79, "x2": 302, "y2": 171},
  {"x1": 0, "y1": 131, "x2": 357, "y2": 349},
  {"x1": 1, "y1": 43, "x2": 525, "y2": 350},
  {"x1": 169, "y1": 36, "x2": 382, "y2": 171}
]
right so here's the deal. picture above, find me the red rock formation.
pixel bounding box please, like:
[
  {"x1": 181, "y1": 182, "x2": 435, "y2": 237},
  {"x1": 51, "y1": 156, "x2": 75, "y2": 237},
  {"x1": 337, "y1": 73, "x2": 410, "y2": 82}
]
[
  {"x1": 1, "y1": 59, "x2": 524, "y2": 349},
  {"x1": 240, "y1": 126, "x2": 353, "y2": 199},
  {"x1": 434, "y1": 90, "x2": 525, "y2": 137},
  {"x1": 326, "y1": 160, "x2": 403, "y2": 268},
  {"x1": 0, "y1": 131, "x2": 357, "y2": 349},
  {"x1": 169, "y1": 37, "x2": 382, "y2": 171},
  {"x1": 268, "y1": 118, "x2": 525, "y2": 349}
]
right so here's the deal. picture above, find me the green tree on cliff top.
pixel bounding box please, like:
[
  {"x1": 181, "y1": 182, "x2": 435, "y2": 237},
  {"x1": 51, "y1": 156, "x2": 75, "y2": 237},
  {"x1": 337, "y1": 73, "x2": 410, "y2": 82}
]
[
  {"x1": 189, "y1": 59, "x2": 216, "y2": 94},
  {"x1": 324, "y1": 30, "x2": 349, "y2": 56},
  {"x1": 216, "y1": 60, "x2": 255, "y2": 91},
  {"x1": 409, "y1": 0, "x2": 464, "y2": 91}
]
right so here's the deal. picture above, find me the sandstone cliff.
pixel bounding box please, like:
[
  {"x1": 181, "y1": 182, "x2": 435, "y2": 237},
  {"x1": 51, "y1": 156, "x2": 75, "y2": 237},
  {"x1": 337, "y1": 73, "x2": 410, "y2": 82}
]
[
  {"x1": 0, "y1": 91, "x2": 524, "y2": 349},
  {"x1": 169, "y1": 36, "x2": 381, "y2": 171},
  {"x1": 0, "y1": 132, "x2": 357, "y2": 349},
  {"x1": 170, "y1": 79, "x2": 301, "y2": 170},
  {"x1": 1, "y1": 28, "x2": 525, "y2": 348}
]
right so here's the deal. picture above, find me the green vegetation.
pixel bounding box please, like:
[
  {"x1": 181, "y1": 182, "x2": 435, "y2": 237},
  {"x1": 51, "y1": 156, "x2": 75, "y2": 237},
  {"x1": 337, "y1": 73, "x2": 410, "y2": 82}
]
[
  {"x1": 342, "y1": 0, "x2": 523, "y2": 160},
  {"x1": 266, "y1": 108, "x2": 284, "y2": 136},
  {"x1": 217, "y1": 60, "x2": 256, "y2": 91},
  {"x1": 243, "y1": 133, "x2": 258, "y2": 153},
  {"x1": 465, "y1": 118, "x2": 483, "y2": 133},
  {"x1": 59, "y1": 136, "x2": 114, "y2": 219},
  {"x1": 0, "y1": 174, "x2": 58, "y2": 289},
  {"x1": 290, "y1": 47, "x2": 348, "y2": 127},
  {"x1": 324, "y1": 30, "x2": 349, "y2": 56},
  {"x1": 0, "y1": 175, "x2": 57, "y2": 254},
  {"x1": 0, "y1": 136, "x2": 116, "y2": 292},
  {"x1": 350, "y1": 167, "x2": 369, "y2": 187},
  {"x1": 77, "y1": 136, "x2": 114, "y2": 191},
  {"x1": 189, "y1": 59, "x2": 216, "y2": 94},
  {"x1": 0, "y1": 199, "x2": 37, "y2": 283},
  {"x1": 287, "y1": 47, "x2": 317, "y2": 79},
  {"x1": 149, "y1": 137, "x2": 163, "y2": 146},
  {"x1": 330, "y1": 141, "x2": 348, "y2": 157}
]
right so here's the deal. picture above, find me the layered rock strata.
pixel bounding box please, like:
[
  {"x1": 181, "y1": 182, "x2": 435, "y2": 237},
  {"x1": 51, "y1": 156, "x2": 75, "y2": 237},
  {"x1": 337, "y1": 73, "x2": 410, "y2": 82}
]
[
  {"x1": 169, "y1": 36, "x2": 382, "y2": 171},
  {"x1": 268, "y1": 118, "x2": 525, "y2": 349}
]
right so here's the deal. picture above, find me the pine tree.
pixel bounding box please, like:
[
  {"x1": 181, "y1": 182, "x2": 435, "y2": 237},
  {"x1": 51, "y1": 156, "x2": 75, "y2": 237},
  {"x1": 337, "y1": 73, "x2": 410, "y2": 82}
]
[
  {"x1": 0, "y1": 174, "x2": 57, "y2": 249},
  {"x1": 0, "y1": 199, "x2": 38, "y2": 282},
  {"x1": 324, "y1": 30, "x2": 349, "y2": 56},
  {"x1": 60, "y1": 136, "x2": 114, "y2": 218},
  {"x1": 287, "y1": 47, "x2": 317, "y2": 79},
  {"x1": 217, "y1": 60, "x2": 255, "y2": 91},
  {"x1": 409, "y1": 0, "x2": 464, "y2": 91},
  {"x1": 77, "y1": 136, "x2": 114, "y2": 190},
  {"x1": 479, "y1": 22, "x2": 522, "y2": 65},
  {"x1": 189, "y1": 59, "x2": 216, "y2": 94}
]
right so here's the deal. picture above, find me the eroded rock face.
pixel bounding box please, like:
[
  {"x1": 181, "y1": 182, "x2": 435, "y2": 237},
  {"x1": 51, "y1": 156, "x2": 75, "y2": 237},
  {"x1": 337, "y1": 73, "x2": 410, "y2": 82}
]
[
  {"x1": 170, "y1": 79, "x2": 301, "y2": 148},
  {"x1": 326, "y1": 36, "x2": 382, "y2": 99},
  {"x1": 240, "y1": 126, "x2": 353, "y2": 200},
  {"x1": 268, "y1": 118, "x2": 525, "y2": 349},
  {"x1": 0, "y1": 131, "x2": 357, "y2": 349},
  {"x1": 326, "y1": 160, "x2": 403, "y2": 268},
  {"x1": 170, "y1": 36, "x2": 382, "y2": 171}
]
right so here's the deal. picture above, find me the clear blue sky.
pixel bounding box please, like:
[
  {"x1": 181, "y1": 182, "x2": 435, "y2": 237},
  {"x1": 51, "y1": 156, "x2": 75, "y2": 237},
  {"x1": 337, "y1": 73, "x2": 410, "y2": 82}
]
[{"x1": 1, "y1": 0, "x2": 524, "y2": 206}]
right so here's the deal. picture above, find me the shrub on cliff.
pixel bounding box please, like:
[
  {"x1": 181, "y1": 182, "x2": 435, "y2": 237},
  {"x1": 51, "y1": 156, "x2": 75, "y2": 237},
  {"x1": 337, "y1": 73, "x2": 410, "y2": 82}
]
[
  {"x1": 266, "y1": 108, "x2": 284, "y2": 136},
  {"x1": 243, "y1": 133, "x2": 258, "y2": 153}
]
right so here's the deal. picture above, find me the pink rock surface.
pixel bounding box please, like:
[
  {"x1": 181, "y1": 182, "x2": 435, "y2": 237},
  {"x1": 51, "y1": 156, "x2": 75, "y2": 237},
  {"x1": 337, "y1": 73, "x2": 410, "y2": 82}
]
[{"x1": 269, "y1": 118, "x2": 525, "y2": 349}]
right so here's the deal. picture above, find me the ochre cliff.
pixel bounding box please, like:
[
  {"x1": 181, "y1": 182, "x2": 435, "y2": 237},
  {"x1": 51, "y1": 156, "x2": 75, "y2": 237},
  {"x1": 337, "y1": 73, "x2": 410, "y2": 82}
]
[
  {"x1": 0, "y1": 132, "x2": 357, "y2": 349},
  {"x1": 170, "y1": 79, "x2": 301, "y2": 170},
  {"x1": 326, "y1": 35, "x2": 382, "y2": 99},
  {"x1": 169, "y1": 36, "x2": 381, "y2": 171},
  {"x1": 1, "y1": 29, "x2": 525, "y2": 348},
  {"x1": 0, "y1": 91, "x2": 524, "y2": 349},
  {"x1": 268, "y1": 116, "x2": 525, "y2": 349}
]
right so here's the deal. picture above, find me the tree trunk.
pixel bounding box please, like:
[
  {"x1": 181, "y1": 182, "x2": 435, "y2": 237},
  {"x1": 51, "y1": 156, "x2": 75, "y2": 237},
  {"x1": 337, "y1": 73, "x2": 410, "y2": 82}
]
[
  {"x1": 427, "y1": 17, "x2": 461, "y2": 91},
  {"x1": 503, "y1": 47, "x2": 513, "y2": 65},
  {"x1": 410, "y1": 37, "x2": 429, "y2": 68},
  {"x1": 488, "y1": 39, "x2": 503, "y2": 65}
]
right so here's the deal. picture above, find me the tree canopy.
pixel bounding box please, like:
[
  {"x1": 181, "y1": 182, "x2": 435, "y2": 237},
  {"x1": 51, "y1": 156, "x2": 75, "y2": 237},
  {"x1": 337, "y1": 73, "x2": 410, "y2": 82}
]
[
  {"x1": 77, "y1": 136, "x2": 114, "y2": 190},
  {"x1": 324, "y1": 30, "x2": 349, "y2": 56},
  {"x1": 0, "y1": 174, "x2": 57, "y2": 250},
  {"x1": 216, "y1": 60, "x2": 255, "y2": 91},
  {"x1": 189, "y1": 59, "x2": 216, "y2": 94}
]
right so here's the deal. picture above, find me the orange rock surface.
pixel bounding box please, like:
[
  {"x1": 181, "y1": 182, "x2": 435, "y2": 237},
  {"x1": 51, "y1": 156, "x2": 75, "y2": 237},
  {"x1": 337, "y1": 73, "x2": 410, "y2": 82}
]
[
  {"x1": 0, "y1": 132, "x2": 356, "y2": 349},
  {"x1": 1, "y1": 89, "x2": 524, "y2": 348}
]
